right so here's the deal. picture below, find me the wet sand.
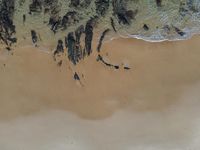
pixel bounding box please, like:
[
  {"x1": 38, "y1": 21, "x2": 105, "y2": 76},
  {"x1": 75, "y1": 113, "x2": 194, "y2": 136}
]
[{"x1": 0, "y1": 36, "x2": 200, "y2": 149}]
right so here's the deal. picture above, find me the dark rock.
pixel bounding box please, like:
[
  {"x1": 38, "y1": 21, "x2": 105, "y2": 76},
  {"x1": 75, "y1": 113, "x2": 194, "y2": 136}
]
[
  {"x1": 54, "y1": 39, "x2": 64, "y2": 56},
  {"x1": 114, "y1": 65, "x2": 119, "y2": 69},
  {"x1": 124, "y1": 66, "x2": 131, "y2": 70},
  {"x1": 156, "y1": 0, "x2": 162, "y2": 7},
  {"x1": 84, "y1": 17, "x2": 97, "y2": 56},
  {"x1": 75, "y1": 25, "x2": 84, "y2": 44},
  {"x1": 174, "y1": 27, "x2": 185, "y2": 36},
  {"x1": 49, "y1": 16, "x2": 62, "y2": 33},
  {"x1": 29, "y1": 0, "x2": 42, "y2": 13},
  {"x1": 70, "y1": 0, "x2": 80, "y2": 7},
  {"x1": 95, "y1": 0, "x2": 110, "y2": 16},
  {"x1": 23, "y1": 14, "x2": 26, "y2": 24},
  {"x1": 7, "y1": 37, "x2": 17, "y2": 44},
  {"x1": 31, "y1": 30, "x2": 38, "y2": 44},
  {"x1": 143, "y1": 24, "x2": 149, "y2": 31},
  {"x1": 112, "y1": 0, "x2": 138, "y2": 25},
  {"x1": 67, "y1": 32, "x2": 76, "y2": 64},
  {"x1": 65, "y1": 25, "x2": 85, "y2": 65},
  {"x1": 110, "y1": 17, "x2": 117, "y2": 32},
  {"x1": 0, "y1": 0, "x2": 16, "y2": 46},
  {"x1": 74, "y1": 72, "x2": 80, "y2": 80},
  {"x1": 61, "y1": 11, "x2": 79, "y2": 29},
  {"x1": 97, "y1": 54, "x2": 119, "y2": 69},
  {"x1": 97, "y1": 29, "x2": 110, "y2": 52},
  {"x1": 6, "y1": 47, "x2": 11, "y2": 51}
]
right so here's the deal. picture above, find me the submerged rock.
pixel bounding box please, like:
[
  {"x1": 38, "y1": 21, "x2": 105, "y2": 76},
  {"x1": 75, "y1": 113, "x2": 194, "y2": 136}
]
[{"x1": 0, "y1": 0, "x2": 200, "y2": 42}]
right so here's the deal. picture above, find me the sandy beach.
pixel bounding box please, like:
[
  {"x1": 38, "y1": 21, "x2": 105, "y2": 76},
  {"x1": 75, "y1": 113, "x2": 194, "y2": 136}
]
[{"x1": 0, "y1": 35, "x2": 200, "y2": 149}]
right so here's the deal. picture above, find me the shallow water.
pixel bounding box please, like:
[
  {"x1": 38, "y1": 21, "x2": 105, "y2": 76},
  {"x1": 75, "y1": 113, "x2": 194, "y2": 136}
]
[{"x1": 1, "y1": 0, "x2": 200, "y2": 46}]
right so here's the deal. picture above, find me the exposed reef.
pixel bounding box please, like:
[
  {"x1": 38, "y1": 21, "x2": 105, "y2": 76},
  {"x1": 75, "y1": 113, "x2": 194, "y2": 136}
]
[{"x1": 0, "y1": 0, "x2": 200, "y2": 64}]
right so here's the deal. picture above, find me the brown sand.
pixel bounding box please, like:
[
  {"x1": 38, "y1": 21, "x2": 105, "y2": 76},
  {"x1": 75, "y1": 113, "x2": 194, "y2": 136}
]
[{"x1": 0, "y1": 36, "x2": 200, "y2": 149}]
